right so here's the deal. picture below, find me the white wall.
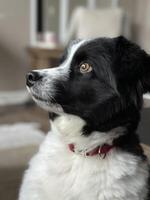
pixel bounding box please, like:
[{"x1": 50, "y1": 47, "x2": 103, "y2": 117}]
[{"x1": 0, "y1": 0, "x2": 30, "y2": 90}]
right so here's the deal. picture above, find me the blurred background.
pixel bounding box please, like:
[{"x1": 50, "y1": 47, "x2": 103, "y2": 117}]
[{"x1": 0, "y1": 0, "x2": 150, "y2": 199}]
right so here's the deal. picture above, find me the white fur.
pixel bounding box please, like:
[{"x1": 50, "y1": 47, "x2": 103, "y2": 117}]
[{"x1": 19, "y1": 114, "x2": 149, "y2": 200}]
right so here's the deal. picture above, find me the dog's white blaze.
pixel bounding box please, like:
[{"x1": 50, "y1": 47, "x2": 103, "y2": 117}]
[{"x1": 19, "y1": 114, "x2": 149, "y2": 200}]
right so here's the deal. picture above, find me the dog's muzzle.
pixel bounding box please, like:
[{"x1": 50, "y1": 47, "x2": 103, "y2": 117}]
[{"x1": 26, "y1": 71, "x2": 42, "y2": 87}]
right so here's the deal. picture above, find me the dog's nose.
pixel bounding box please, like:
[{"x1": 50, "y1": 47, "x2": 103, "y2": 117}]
[{"x1": 26, "y1": 71, "x2": 42, "y2": 87}]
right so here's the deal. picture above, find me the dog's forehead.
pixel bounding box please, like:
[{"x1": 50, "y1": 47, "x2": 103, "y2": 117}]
[
  {"x1": 68, "y1": 39, "x2": 83, "y2": 49},
  {"x1": 68, "y1": 39, "x2": 87, "y2": 55},
  {"x1": 63, "y1": 40, "x2": 87, "y2": 65},
  {"x1": 65, "y1": 39, "x2": 101, "y2": 65},
  {"x1": 67, "y1": 38, "x2": 107, "y2": 59},
  {"x1": 68, "y1": 39, "x2": 97, "y2": 53}
]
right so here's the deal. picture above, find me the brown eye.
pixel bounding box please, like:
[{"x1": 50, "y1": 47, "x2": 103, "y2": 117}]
[{"x1": 79, "y1": 63, "x2": 92, "y2": 73}]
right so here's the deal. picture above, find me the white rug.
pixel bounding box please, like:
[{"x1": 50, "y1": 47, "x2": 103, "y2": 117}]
[
  {"x1": 0, "y1": 123, "x2": 45, "y2": 150},
  {"x1": 0, "y1": 90, "x2": 30, "y2": 106}
]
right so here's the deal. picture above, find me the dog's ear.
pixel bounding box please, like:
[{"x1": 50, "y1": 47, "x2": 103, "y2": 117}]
[{"x1": 114, "y1": 36, "x2": 150, "y2": 93}]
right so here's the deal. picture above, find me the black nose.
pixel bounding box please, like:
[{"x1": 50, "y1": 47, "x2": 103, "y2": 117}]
[{"x1": 26, "y1": 71, "x2": 42, "y2": 87}]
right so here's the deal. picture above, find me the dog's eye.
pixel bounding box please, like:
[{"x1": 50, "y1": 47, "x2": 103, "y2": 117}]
[{"x1": 79, "y1": 63, "x2": 92, "y2": 73}]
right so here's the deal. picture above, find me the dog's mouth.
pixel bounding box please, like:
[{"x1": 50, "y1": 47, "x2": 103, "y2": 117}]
[
  {"x1": 27, "y1": 86, "x2": 64, "y2": 113},
  {"x1": 32, "y1": 93, "x2": 48, "y2": 102},
  {"x1": 27, "y1": 86, "x2": 49, "y2": 103}
]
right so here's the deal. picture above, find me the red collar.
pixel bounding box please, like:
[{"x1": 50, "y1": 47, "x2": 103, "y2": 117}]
[{"x1": 68, "y1": 143, "x2": 114, "y2": 158}]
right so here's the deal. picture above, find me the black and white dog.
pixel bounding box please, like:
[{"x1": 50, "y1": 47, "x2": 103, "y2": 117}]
[{"x1": 19, "y1": 36, "x2": 150, "y2": 200}]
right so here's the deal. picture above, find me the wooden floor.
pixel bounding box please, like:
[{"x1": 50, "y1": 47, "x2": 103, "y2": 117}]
[
  {"x1": 0, "y1": 103, "x2": 49, "y2": 200},
  {"x1": 0, "y1": 102, "x2": 49, "y2": 133}
]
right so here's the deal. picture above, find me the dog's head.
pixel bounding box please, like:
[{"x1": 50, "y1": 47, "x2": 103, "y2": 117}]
[{"x1": 26, "y1": 36, "x2": 150, "y2": 137}]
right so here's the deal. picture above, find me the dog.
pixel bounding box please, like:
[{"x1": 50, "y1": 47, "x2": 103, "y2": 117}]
[{"x1": 19, "y1": 36, "x2": 150, "y2": 200}]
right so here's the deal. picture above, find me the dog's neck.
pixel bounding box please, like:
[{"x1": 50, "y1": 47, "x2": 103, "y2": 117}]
[
  {"x1": 49, "y1": 112, "x2": 146, "y2": 159},
  {"x1": 50, "y1": 113, "x2": 125, "y2": 157}
]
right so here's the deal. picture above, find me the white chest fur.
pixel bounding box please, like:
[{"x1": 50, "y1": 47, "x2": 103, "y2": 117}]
[{"x1": 19, "y1": 115, "x2": 149, "y2": 200}]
